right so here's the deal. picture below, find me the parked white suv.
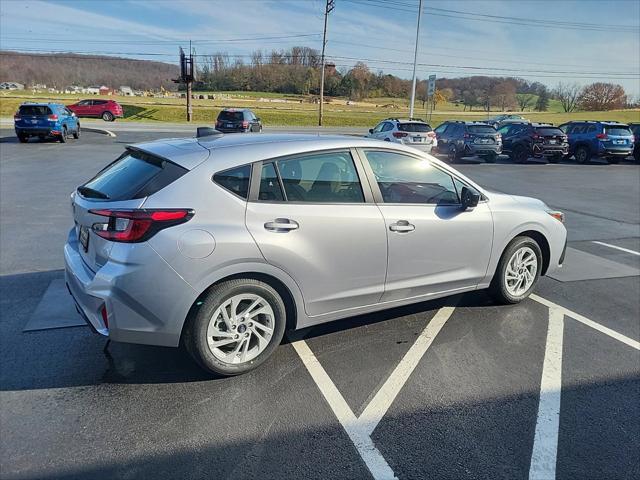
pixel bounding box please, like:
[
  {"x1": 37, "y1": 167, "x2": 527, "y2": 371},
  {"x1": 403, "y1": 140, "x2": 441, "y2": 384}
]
[{"x1": 367, "y1": 118, "x2": 437, "y2": 153}]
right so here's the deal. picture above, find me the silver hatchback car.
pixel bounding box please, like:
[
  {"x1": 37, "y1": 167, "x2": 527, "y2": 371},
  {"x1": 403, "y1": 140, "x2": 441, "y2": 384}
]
[{"x1": 65, "y1": 133, "x2": 567, "y2": 375}]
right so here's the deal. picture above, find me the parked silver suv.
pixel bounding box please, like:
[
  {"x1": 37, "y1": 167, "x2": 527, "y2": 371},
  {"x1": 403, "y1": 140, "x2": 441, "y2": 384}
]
[
  {"x1": 367, "y1": 118, "x2": 437, "y2": 153},
  {"x1": 65, "y1": 133, "x2": 567, "y2": 376}
]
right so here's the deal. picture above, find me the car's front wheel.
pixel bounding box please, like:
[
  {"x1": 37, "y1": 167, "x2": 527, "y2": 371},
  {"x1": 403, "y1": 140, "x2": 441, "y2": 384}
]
[
  {"x1": 183, "y1": 279, "x2": 286, "y2": 376},
  {"x1": 73, "y1": 124, "x2": 81, "y2": 139},
  {"x1": 490, "y1": 236, "x2": 542, "y2": 304},
  {"x1": 102, "y1": 111, "x2": 114, "y2": 122},
  {"x1": 59, "y1": 126, "x2": 67, "y2": 143}
]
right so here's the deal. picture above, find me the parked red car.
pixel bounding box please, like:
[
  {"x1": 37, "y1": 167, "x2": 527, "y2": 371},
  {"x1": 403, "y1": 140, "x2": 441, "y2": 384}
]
[{"x1": 67, "y1": 99, "x2": 123, "y2": 122}]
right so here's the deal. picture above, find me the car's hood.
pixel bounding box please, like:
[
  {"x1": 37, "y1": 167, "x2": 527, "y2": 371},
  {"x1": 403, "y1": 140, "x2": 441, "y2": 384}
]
[{"x1": 487, "y1": 190, "x2": 548, "y2": 210}]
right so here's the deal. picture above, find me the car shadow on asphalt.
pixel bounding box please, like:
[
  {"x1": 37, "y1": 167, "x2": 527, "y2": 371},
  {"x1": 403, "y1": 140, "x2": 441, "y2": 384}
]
[{"x1": 1, "y1": 270, "x2": 501, "y2": 390}]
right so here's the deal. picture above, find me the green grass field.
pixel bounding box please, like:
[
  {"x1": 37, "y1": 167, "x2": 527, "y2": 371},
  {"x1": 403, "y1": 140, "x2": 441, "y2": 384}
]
[{"x1": 2, "y1": 91, "x2": 638, "y2": 127}]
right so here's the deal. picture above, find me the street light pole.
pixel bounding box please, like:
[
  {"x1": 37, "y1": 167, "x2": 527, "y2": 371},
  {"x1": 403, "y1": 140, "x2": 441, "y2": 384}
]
[
  {"x1": 409, "y1": 0, "x2": 423, "y2": 118},
  {"x1": 319, "y1": 0, "x2": 335, "y2": 126}
]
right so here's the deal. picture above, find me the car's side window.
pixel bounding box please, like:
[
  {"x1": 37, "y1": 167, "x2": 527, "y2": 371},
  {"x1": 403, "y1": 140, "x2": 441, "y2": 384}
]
[
  {"x1": 586, "y1": 125, "x2": 596, "y2": 133},
  {"x1": 213, "y1": 164, "x2": 251, "y2": 199},
  {"x1": 258, "y1": 163, "x2": 284, "y2": 201},
  {"x1": 382, "y1": 122, "x2": 394, "y2": 132},
  {"x1": 498, "y1": 125, "x2": 511, "y2": 136},
  {"x1": 275, "y1": 151, "x2": 364, "y2": 203},
  {"x1": 572, "y1": 125, "x2": 585, "y2": 134},
  {"x1": 363, "y1": 150, "x2": 459, "y2": 205},
  {"x1": 434, "y1": 123, "x2": 448, "y2": 134},
  {"x1": 372, "y1": 123, "x2": 384, "y2": 134}
]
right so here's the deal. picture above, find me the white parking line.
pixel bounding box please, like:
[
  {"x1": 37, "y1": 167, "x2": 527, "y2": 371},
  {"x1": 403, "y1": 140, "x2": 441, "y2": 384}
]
[
  {"x1": 358, "y1": 306, "x2": 455, "y2": 436},
  {"x1": 291, "y1": 305, "x2": 456, "y2": 480},
  {"x1": 529, "y1": 307, "x2": 565, "y2": 480},
  {"x1": 592, "y1": 241, "x2": 640, "y2": 257},
  {"x1": 531, "y1": 294, "x2": 640, "y2": 350}
]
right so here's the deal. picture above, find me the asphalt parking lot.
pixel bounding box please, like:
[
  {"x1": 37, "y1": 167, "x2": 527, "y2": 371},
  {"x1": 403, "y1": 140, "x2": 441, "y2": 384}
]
[{"x1": 1, "y1": 129, "x2": 638, "y2": 480}]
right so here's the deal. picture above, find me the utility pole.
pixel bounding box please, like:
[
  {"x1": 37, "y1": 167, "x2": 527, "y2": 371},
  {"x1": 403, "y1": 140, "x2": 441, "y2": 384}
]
[
  {"x1": 409, "y1": 0, "x2": 423, "y2": 118},
  {"x1": 318, "y1": 0, "x2": 335, "y2": 126},
  {"x1": 186, "y1": 40, "x2": 193, "y2": 122}
]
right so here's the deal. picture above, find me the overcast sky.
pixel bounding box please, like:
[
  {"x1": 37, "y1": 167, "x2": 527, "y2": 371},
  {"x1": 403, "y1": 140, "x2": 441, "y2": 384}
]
[{"x1": 1, "y1": 0, "x2": 639, "y2": 95}]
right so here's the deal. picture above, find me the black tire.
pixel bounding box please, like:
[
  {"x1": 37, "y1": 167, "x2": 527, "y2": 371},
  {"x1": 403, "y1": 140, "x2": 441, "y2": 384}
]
[
  {"x1": 574, "y1": 145, "x2": 590, "y2": 164},
  {"x1": 483, "y1": 152, "x2": 497, "y2": 163},
  {"x1": 73, "y1": 124, "x2": 81, "y2": 139},
  {"x1": 548, "y1": 154, "x2": 562, "y2": 164},
  {"x1": 447, "y1": 145, "x2": 460, "y2": 163},
  {"x1": 513, "y1": 146, "x2": 529, "y2": 164},
  {"x1": 59, "y1": 126, "x2": 67, "y2": 143},
  {"x1": 182, "y1": 279, "x2": 287, "y2": 376},
  {"x1": 18, "y1": 134, "x2": 28, "y2": 143},
  {"x1": 102, "y1": 111, "x2": 114, "y2": 122},
  {"x1": 489, "y1": 236, "x2": 542, "y2": 304},
  {"x1": 634, "y1": 150, "x2": 640, "y2": 163}
]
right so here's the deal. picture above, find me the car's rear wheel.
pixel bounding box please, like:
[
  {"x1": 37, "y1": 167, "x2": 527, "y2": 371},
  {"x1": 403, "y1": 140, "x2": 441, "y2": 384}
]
[
  {"x1": 102, "y1": 111, "x2": 114, "y2": 122},
  {"x1": 59, "y1": 126, "x2": 67, "y2": 143},
  {"x1": 482, "y1": 152, "x2": 497, "y2": 163},
  {"x1": 575, "y1": 145, "x2": 590, "y2": 164},
  {"x1": 73, "y1": 123, "x2": 81, "y2": 139},
  {"x1": 512, "y1": 146, "x2": 529, "y2": 164},
  {"x1": 447, "y1": 145, "x2": 459, "y2": 163},
  {"x1": 183, "y1": 279, "x2": 286, "y2": 376},
  {"x1": 490, "y1": 236, "x2": 542, "y2": 304}
]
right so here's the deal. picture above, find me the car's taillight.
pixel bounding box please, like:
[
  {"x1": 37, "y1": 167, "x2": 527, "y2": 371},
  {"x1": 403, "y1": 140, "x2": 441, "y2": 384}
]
[
  {"x1": 100, "y1": 304, "x2": 109, "y2": 328},
  {"x1": 242, "y1": 121, "x2": 249, "y2": 128},
  {"x1": 88, "y1": 209, "x2": 194, "y2": 243},
  {"x1": 48, "y1": 114, "x2": 58, "y2": 121},
  {"x1": 13, "y1": 114, "x2": 20, "y2": 121},
  {"x1": 596, "y1": 133, "x2": 608, "y2": 140},
  {"x1": 216, "y1": 120, "x2": 222, "y2": 127},
  {"x1": 427, "y1": 131, "x2": 436, "y2": 138},
  {"x1": 463, "y1": 133, "x2": 471, "y2": 139},
  {"x1": 393, "y1": 131, "x2": 408, "y2": 138}
]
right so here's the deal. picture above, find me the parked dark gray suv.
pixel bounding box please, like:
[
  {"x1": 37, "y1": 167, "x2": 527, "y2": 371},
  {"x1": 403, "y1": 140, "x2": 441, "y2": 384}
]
[
  {"x1": 434, "y1": 121, "x2": 502, "y2": 163},
  {"x1": 215, "y1": 108, "x2": 262, "y2": 133}
]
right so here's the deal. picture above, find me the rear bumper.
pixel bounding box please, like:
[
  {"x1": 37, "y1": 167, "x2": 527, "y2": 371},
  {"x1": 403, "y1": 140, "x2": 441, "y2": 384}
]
[
  {"x1": 532, "y1": 144, "x2": 568, "y2": 157},
  {"x1": 464, "y1": 143, "x2": 502, "y2": 155},
  {"x1": 15, "y1": 127, "x2": 58, "y2": 136},
  {"x1": 599, "y1": 148, "x2": 634, "y2": 157},
  {"x1": 63, "y1": 228, "x2": 198, "y2": 347},
  {"x1": 216, "y1": 127, "x2": 250, "y2": 133},
  {"x1": 404, "y1": 142, "x2": 434, "y2": 153}
]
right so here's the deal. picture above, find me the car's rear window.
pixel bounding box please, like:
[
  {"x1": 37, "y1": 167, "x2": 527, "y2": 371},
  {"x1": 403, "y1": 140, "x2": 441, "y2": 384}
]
[
  {"x1": 604, "y1": 126, "x2": 632, "y2": 136},
  {"x1": 19, "y1": 105, "x2": 52, "y2": 116},
  {"x1": 468, "y1": 125, "x2": 496, "y2": 134},
  {"x1": 398, "y1": 123, "x2": 431, "y2": 132},
  {"x1": 80, "y1": 149, "x2": 188, "y2": 201},
  {"x1": 535, "y1": 127, "x2": 564, "y2": 136},
  {"x1": 218, "y1": 111, "x2": 244, "y2": 121}
]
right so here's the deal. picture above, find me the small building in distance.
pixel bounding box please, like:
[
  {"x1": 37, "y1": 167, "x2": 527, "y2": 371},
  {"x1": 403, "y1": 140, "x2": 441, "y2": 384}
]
[
  {"x1": 119, "y1": 86, "x2": 134, "y2": 96},
  {"x1": 86, "y1": 86, "x2": 101, "y2": 95},
  {"x1": 99, "y1": 86, "x2": 112, "y2": 95},
  {"x1": 0, "y1": 82, "x2": 25, "y2": 90}
]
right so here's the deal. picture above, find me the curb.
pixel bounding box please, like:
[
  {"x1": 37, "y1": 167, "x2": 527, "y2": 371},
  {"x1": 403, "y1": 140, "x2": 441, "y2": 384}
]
[{"x1": 83, "y1": 127, "x2": 116, "y2": 137}]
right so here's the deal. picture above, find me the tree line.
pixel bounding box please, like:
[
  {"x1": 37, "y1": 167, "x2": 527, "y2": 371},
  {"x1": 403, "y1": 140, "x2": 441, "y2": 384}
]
[{"x1": 1, "y1": 49, "x2": 634, "y2": 112}]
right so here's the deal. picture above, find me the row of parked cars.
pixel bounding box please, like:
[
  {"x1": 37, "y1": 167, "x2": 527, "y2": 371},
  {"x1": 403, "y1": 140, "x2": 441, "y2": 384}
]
[
  {"x1": 366, "y1": 117, "x2": 639, "y2": 164},
  {"x1": 13, "y1": 100, "x2": 123, "y2": 143}
]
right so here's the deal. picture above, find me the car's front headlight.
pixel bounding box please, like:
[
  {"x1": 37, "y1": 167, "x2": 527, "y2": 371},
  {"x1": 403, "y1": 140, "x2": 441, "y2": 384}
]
[{"x1": 546, "y1": 210, "x2": 565, "y2": 223}]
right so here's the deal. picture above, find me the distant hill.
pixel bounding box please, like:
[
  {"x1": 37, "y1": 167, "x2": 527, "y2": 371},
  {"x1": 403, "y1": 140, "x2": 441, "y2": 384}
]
[{"x1": 0, "y1": 51, "x2": 179, "y2": 90}]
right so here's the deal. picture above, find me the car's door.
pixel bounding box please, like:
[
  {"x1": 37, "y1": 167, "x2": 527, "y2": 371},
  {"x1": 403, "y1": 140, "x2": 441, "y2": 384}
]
[
  {"x1": 433, "y1": 123, "x2": 449, "y2": 151},
  {"x1": 359, "y1": 148, "x2": 493, "y2": 302},
  {"x1": 501, "y1": 124, "x2": 524, "y2": 152},
  {"x1": 62, "y1": 107, "x2": 77, "y2": 130},
  {"x1": 245, "y1": 149, "x2": 388, "y2": 316},
  {"x1": 91, "y1": 100, "x2": 107, "y2": 117},
  {"x1": 72, "y1": 100, "x2": 90, "y2": 116}
]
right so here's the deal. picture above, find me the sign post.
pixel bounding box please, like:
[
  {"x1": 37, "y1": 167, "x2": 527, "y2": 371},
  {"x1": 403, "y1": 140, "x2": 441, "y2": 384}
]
[{"x1": 427, "y1": 74, "x2": 436, "y2": 122}]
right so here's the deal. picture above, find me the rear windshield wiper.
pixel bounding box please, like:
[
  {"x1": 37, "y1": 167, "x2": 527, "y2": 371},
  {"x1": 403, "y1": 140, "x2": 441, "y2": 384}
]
[{"x1": 77, "y1": 186, "x2": 110, "y2": 199}]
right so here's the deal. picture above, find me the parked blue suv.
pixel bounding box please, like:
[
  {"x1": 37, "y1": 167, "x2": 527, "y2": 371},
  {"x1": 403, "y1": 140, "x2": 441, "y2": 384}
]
[
  {"x1": 14, "y1": 103, "x2": 80, "y2": 143},
  {"x1": 558, "y1": 121, "x2": 634, "y2": 164}
]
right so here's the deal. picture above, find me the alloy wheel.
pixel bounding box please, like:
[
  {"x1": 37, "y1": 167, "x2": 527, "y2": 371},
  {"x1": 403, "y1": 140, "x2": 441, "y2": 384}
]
[
  {"x1": 206, "y1": 294, "x2": 275, "y2": 364},
  {"x1": 504, "y1": 246, "x2": 538, "y2": 297}
]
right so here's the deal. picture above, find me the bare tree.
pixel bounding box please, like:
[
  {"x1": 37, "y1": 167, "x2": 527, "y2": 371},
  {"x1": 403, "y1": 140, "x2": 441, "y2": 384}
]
[
  {"x1": 579, "y1": 82, "x2": 627, "y2": 111},
  {"x1": 554, "y1": 82, "x2": 581, "y2": 112}
]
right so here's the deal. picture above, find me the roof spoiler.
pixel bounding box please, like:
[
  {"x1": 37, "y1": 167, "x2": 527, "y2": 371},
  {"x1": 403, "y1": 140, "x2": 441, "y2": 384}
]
[{"x1": 196, "y1": 127, "x2": 223, "y2": 139}]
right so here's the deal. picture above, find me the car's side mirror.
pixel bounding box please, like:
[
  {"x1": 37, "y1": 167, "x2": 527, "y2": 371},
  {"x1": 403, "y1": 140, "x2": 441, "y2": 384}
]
[
  {"x1": 255, "y1": 117, "x2": 261, "y2": 122},
  {"x1": 368, "y1": 128, "x2": 373, "y2": 134},
  {"x1": 461, "y1": 186, "x2": 480, "y2": 209}
]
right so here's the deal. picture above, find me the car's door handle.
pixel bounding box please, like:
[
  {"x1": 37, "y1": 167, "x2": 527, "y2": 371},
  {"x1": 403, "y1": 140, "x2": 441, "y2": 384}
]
[
  {"x1": 264, "y1": 218, "x2": 299, "y2": 232},
  {"x1": 389, "y1": 220, "x2": 415, "y2": 233}
]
